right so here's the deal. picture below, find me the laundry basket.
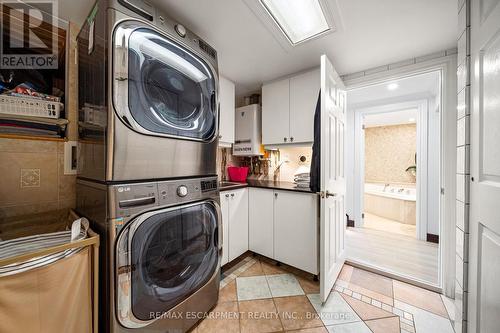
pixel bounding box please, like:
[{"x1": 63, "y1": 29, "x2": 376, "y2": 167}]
[{"x1": 0, "y1": 210, "x2": 99, "y2": 333}]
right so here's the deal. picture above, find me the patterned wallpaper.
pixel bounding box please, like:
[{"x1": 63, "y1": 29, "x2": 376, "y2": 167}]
[{"x1": 365, "y1": 124, "x2": 416, "y2": 184}]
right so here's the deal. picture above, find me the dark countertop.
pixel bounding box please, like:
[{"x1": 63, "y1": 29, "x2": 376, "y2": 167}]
[{"x1": 219, "y1": 180, "x2": 315, "y2": 194}]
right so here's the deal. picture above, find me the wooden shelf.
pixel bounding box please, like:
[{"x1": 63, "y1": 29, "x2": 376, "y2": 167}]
[{"x1": 0, "y1": 133, "x2": 67, "y2": 142}]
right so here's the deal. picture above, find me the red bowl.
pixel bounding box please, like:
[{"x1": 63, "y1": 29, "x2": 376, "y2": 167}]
[{"x1": 227, "y1": 166, "x2": 249, "y2": 182}]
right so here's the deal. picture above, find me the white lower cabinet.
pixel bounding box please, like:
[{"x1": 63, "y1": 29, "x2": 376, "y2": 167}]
[
  {"x1": 248, "y1": 188, "x2": 319, "y2": 274},
  {"x1": 274, "y1": 190, "x2": 318, "y2": 274},
  {"x1": 248, "y1": 188, "x2": 274, "y2": 258},
  {"x1": 220, "y1": 188, "x2": 249, "y2": 265}
]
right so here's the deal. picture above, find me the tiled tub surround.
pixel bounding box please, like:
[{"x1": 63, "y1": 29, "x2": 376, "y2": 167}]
[{"x1": 191, "y1": 254, "x2": 454, "y2": 333}]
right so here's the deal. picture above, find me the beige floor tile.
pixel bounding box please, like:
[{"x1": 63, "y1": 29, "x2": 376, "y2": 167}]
[
  {"x1": 274, "y1": 295, "x2": 323, "y2": 331},
  {"x1": 239, "y1": 299, "x2": 283, "y2": 333},
  {"x1": 364, "y1": 213, "x2": 416, "y2": 238},
  {"x1": 240, "y1": 262, "x2": 265, "y2": 277},
  {"x1": 297, "y1": 276, "x2": 320, "y2": 294},
  {"x1": 393, "y1": 280, "x2": 448, "y2": 318},
  {"x1": 285, "y1": 327, "x2": 328, "y2": 333},
  {"x1": 196, "y1": 301, "x2": 239, "y2": 333},
  {"x1": 219, "y1": 280, "x2": 237, "y2": 303},
  {"x1": 338, "y1": 264, "x2": 354, "y2": 282},
  {"x1": 349, "y1": 267, "x2": 393, "y2": 298},
  {"x1": 365, "y1": 316, "x2": 401, "y2": 333},
  {"x1": 261, "y1": 261, "x2": 289, "y2": 275},
  {"x1": 340, "y1": 294, "x2": 395, "y2": 321},
  {"x1": 347, "y1": 283, "x2": 394, "y2": 306}
]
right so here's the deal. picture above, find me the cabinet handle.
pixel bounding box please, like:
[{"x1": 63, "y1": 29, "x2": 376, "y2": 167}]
[
  {"x1": 231, "y1": 193, "x2": 235, "y2": 197},
  {"x1": 218, "y1": 135, "x2": 222, "y2": 139},
  {"x1": 284, "y1": 137, "x2": 287, "y2": 142},
  {"x1": 225, "y1": 194, "x2": 229, "y2": 198},
  {"x1": 274, "y1": 193, "x2": 278, "y2": 198},
  {"x1": 290, "y1": 137, "x2": 294, "y2": 142}
]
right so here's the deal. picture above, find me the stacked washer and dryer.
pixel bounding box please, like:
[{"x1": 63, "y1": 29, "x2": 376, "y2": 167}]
[{"x1": 76, "y1": 1, "x2": 222, "y2": 332}]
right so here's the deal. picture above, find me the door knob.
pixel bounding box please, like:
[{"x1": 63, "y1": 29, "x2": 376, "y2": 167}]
[
  {"x1": 290, "y1": 137, "x2": 294, "y2": 142},
  {"x1": 284, "y1": 137, "x2": 287, "y2": 142},
  {"x1": 318, "y1": 191, "x2": 336, "y2": 198}
]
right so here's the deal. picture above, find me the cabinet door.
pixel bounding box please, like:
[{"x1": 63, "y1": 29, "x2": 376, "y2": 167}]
[
  {"x1": 274, "y1": 190, "x2": 318, "y2": 274},
  {"x1": 289, "y1": 69, "x2": 320, "y2": 143},
  {"x1": 228, "y1": 188, "x2": 249, "y2": 261},
  {"x1": 220, "y1": 192, "x2": 230, "y2": 266},
  {"x1": 248, "y1": 188, "x2": 274, "y2": 258},
  {"x1": 262, "y1": 79, "x2": 290, "y2": 145},
  {"x1": 218, "y1": 76, "x2": 235, "y2": 145}
]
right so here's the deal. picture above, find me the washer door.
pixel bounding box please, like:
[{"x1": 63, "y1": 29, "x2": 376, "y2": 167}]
[
  {"x1": 114, "y1": 23, "x2": 218, "y2": 141},
  {"x1": 116, "y1": 200, "x2": 220, "y2": 328}
]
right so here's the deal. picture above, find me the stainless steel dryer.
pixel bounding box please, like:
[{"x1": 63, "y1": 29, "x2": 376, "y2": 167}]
[
  {"x1": 77, "y1": 0, "x2": 219, "y2": 182},
  {"x1": 76, "y1": 176, "x2": 221, "y2": 333}
]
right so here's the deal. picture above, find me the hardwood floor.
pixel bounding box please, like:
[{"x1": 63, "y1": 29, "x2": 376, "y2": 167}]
[{"x1": 345, "y1": 226, "x2": 439, "y2": 285}]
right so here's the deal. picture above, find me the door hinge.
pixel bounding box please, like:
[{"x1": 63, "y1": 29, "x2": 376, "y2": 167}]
[
  {"x1": 362, "y1": 124, "x2": 366, "y2": 130},
  {"x1": 362, "y1": 213, "x2": 365, "y2": 219},
  {"x1": 441, "y1": 188, "x2": 445, "y2": 195}
]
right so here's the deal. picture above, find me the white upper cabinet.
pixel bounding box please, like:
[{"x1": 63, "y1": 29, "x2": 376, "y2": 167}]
[
  {"x1": 218, "y1": 76, "x2": 235, "y2": 146},
  {"x1": 262, "y1": 79, "x2": 289, "y2": 145},
  {"x1": 289, "y1": 68, "x2": 320, "y2": 144},
  {"x1": 262, "y1": 68, "x2": 319, "y2": 145}
]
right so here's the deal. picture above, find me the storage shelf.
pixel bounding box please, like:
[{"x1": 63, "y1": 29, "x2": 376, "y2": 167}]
[{"x1": 0, "y1": 133, "x2": 67, "y2": 142}]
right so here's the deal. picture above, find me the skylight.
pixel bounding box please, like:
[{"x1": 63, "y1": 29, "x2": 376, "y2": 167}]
[{"x1": 260, "y1": 0, "x2": 330, "y2": 45}]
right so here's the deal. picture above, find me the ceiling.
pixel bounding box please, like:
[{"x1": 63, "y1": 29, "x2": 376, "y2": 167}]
[
  {"x1": 364, "y1": 109, "x2": 418, "y2": 128},
  {"x1": 347, "y1": 70, "x2": 441, "y2": 106},
  {"x1": 59, "y1": 0, "x2": 457, "y2": 96},
  {"x1": 151, "y1": 0, "x2": 456, "y2": 95}
]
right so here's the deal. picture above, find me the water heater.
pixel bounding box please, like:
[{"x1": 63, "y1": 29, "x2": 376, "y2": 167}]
[{"x1": 233, "y1": 104, "x2": 263, "y2": 156}]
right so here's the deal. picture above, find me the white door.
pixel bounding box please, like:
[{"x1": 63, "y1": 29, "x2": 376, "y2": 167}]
[
  {"x1": 274, "y1": 190, "x2": 319, "y2": 274},
  {"x1": 290, "y1": 68, "x2": 321, "y2": 144},
  {"x1": 468, "y1": 1, "x2": 500, "y2": 332},
  {"x1": 319, "y1": 55, "x2": 347, "y2": 303},
  {"x1": 262, "y1": 79, "x2": 290, "y2": 144},
  {"x1": 220, "y1": 192, "x2": 230, "y2": 266},
  {"x1": 228, "y1": 188, "x2": 249, "y2": 261},
  {"x1": 248, "y1": 188, "x2": 274, "y2": 258}
]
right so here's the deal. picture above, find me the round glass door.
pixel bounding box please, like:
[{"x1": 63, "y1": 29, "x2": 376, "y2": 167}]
[
  {"x1": 127, "y1": 28, "x2": 217, "y2": 141},
  {"x1": 130, "y1": 202, "x2": 219, "y2": 320}
]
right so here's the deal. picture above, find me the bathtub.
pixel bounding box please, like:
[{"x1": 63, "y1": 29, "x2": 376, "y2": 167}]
[{"x1": 364, "y1": 183, "x2": 416, "y2": 225}]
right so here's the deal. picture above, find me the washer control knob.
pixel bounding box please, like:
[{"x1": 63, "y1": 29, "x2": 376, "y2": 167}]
[
  {"x1": 177, "y1": 185, "x2": 188, "y2": 197},
  {"x1": 175, "y1": 24, "x2": 187, "y2": 38}
]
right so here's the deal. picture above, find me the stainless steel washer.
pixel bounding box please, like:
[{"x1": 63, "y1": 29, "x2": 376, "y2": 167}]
[{"x1": 76, "y1": 176, "x2": 221, "y2": 333}]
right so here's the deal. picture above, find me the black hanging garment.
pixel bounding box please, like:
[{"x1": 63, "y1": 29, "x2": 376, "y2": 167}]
[{"x1": 310, "y1": 91, "x2": 321, "y2": 193}]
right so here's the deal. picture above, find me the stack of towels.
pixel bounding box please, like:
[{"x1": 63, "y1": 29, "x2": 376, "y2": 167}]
[{"x1": 294, "y1": 172, "x2": 310, "y2": 189}]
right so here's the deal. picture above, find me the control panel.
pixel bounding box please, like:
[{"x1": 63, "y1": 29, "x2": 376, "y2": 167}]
[{"x1": 111, "y1": 176, "x2": 219, "y2": 220}]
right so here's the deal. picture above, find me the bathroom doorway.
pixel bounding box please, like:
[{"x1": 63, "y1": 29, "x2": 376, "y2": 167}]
[
  {"x1": 362, "y1": 109, "x2": 419, "y2": 239},
  {"x1": 345, "y1": 70, "x2": 443, "y2": 287}
]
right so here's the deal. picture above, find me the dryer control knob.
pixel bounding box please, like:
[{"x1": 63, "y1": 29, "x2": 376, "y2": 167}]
[
  {"x1": 175, "y1": 24, "x2": 187, "y2": 38},
  {"x1": 177, "y1": 185, "x2": 188, "y2": 197}
]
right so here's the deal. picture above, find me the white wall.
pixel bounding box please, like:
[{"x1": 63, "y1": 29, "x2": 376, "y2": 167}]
[{"x1": 427, "y1": 95, "x2": 440, "y2": 235}]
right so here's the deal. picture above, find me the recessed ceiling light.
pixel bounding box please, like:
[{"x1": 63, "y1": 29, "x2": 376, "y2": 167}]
[
  {"x1": 387, "y1": 83, "x2": 399, "y2": 90},
  {"x1": 260, "y1": 0, "x2": 330, "y2": 45},
  {"x1": 409, "y1": 117, "x2": 416, "y2": 122}
]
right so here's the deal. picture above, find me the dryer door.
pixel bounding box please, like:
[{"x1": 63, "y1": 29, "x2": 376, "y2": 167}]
[
  {"x1": 116, "y1": 200, "x2": 220, "y2": 328},
  {"x1": 114, "y1": 23, "x2": 218, "y2": 142}
]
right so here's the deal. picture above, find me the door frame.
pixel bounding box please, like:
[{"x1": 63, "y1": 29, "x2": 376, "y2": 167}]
[
  {"x1": 353, "y1": 99, "x2": 428, "y2": 242},
  {"x1": 343, "y1": 54, "x2": 457, "y2": 297}
]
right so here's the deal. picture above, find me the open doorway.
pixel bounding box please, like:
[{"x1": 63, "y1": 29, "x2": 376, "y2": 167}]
[
  {"x1": 345, "y1": 70, "x2": 442, "y2": 287},
  {"x1": 362, "y1": 109, "x2": 418, "y2": 238}
]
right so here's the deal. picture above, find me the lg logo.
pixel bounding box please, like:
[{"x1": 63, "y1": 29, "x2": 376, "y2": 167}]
[{"x1": 0, "y1": 0, "x2": 58, "y2": 69}]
